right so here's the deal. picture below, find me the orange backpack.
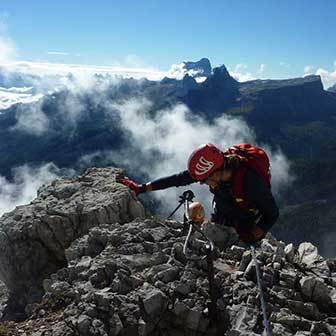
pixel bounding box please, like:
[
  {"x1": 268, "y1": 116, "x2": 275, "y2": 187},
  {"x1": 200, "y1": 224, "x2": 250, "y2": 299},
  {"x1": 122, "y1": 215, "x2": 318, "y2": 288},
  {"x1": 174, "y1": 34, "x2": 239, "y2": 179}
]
[{"x1": 224, "y1": 144, "x2": 271, "y2": 209}]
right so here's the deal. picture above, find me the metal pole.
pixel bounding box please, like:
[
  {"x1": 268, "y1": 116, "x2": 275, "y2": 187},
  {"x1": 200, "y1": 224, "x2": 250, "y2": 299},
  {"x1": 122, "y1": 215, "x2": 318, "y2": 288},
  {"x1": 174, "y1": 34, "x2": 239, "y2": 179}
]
[
  {"x1": 167, "y1": 202, "x2": 183, "y2": 219},
  {"x1": 205, "y1": 243, "x2": 218, "y2": 325},
  {"x1": 250, "y1": 245, "x2": 272, "y2": 336}
]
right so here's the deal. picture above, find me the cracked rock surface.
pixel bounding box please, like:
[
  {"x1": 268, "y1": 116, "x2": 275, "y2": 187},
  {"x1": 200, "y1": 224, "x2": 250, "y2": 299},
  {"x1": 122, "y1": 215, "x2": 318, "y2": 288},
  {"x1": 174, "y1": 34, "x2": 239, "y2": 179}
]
[
  {"x1": 0, "y1": 167, "x2": 145, "y2": 320},
  {"x1": 0, "y1": 167, "x2": 335, "y2": 336}
]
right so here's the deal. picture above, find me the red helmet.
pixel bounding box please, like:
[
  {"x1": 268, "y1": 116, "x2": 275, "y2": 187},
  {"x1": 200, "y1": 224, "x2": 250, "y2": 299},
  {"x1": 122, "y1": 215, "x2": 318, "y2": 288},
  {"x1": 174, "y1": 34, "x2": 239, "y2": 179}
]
[{"x1": 188, "y1": 144, "x2": 225, "y2": 181}]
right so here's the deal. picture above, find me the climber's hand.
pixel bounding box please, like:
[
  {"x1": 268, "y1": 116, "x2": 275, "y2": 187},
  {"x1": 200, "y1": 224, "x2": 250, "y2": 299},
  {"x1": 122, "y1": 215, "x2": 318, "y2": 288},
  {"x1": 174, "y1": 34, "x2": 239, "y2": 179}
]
[
  {"x1": 118, "y1": 177, "x2": 145, "y2": 195},
  {"x1": 115, "y1": 172, "x2": 125, "y2": 183}
]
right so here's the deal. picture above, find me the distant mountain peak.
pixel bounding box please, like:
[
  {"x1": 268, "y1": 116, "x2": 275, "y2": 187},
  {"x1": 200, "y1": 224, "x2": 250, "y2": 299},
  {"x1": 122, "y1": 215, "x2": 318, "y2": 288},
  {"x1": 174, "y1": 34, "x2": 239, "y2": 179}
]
[
  {"x1": 182, "y1": 58, "x2": 212, "y2": 78},
  {"x1": 212, "y1": 64, "x2": 232, "y2": 79}
]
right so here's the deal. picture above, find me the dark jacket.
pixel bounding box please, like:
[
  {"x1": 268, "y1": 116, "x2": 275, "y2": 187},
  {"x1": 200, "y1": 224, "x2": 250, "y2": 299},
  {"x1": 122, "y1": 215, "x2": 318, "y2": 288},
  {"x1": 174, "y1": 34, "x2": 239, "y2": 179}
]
[{"x1": 149, "y1": 168, "x2": 279, "y2": 232}]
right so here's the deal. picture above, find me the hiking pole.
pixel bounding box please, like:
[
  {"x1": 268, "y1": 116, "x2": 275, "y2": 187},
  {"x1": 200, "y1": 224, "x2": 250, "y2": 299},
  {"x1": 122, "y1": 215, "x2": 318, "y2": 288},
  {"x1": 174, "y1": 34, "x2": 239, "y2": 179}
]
[{"x1": 250, "y1": 244, "x2": 272, "y2": 336}]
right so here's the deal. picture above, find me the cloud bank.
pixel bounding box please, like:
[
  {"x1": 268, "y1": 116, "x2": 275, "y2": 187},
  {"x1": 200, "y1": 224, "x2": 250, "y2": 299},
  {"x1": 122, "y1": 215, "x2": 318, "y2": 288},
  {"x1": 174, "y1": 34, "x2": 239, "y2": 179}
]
[
  {"x1": 11, "y1": 99, "x2": 50, "y2": 135},
  {"x1": 1, "y1": 61, "x2": 166, "y2": 82},
  {"x1": 0, "y1": 87, "x2": 43, "y2": 110}
]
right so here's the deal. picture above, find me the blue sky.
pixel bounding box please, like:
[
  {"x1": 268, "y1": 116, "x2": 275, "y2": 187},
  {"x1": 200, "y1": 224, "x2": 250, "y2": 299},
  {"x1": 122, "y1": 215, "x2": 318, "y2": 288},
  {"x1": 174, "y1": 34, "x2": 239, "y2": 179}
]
[{"x1": 1, "y1": 0, "x2": 336, "y2": 83}]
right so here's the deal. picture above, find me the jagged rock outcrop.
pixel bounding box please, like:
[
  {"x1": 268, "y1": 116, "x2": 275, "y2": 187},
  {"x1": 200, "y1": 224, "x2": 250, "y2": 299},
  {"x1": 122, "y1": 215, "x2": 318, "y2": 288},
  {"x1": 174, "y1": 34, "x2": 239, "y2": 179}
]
[
  {"x1": 183, "y1": 58, "x2": 212, "y2": 78},
  {"x1": 183, "y1": 65, "x2": 239, "y2": 117},
  {"x1": 159, "y1": 74, "x2": 198, "y2": 97},
  {"x1": 0, "y1": 167, "x2": 145, "y2": 320},
  {"x1": 0, "y1": 167, "x2": 335, "y2": 336}
]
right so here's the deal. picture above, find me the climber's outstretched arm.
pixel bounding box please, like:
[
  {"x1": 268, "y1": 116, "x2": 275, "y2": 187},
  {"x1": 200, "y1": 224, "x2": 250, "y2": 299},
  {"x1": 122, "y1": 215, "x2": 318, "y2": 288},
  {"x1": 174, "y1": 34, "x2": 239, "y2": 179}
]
[
  {"x1": 147, "y1": 170, "x2": 196, "y2": 191},
  {"x1": 117, "y1": 170, "x2": 197, "y2": 195}
]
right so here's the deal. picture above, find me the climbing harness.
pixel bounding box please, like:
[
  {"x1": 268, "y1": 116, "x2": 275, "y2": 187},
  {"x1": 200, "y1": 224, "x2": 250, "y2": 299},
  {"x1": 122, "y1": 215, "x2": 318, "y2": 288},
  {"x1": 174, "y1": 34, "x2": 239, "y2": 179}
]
[{"x1": 251, "y1": 244, "x2": 272, "y2": 336}]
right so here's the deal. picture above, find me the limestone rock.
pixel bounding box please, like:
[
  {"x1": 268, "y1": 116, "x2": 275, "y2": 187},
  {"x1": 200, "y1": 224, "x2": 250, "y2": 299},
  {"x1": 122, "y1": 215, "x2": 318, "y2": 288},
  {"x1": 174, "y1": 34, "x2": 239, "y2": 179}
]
[
  {"x1": 287, "y1": 300, "x2": 321, "y2": 320},
  {"x1": 239, "y1": 251, "x2": 252, "y2": 272},
  {"x1": 285, "y1": 243, "x2": 297, "y2": 263},
  {"x1": 0, "y1": 167, "x2": 145, "y2": 320},
  {"x1": 300, "y1": 276, "x2": 332, "y2": 311},
  {"x1": 141, "y1": 286, "x2": 168, "y2": 317},
  {"x1": 297, "y1": 242, "x2": 330, "y2": 276}
]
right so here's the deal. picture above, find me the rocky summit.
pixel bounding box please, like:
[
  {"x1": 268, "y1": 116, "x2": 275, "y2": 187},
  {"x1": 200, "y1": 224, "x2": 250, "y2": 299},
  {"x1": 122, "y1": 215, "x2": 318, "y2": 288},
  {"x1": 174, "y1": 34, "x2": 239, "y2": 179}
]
[{"x1": 0, "y1": 168, "x2": 335, "y2": 336}]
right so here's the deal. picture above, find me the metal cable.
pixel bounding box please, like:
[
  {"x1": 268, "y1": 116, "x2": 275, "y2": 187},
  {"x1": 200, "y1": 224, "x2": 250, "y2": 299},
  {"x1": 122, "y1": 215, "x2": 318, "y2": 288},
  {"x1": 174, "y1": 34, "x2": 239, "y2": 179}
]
[{"x1": 251, "y1": 245, "x2": 272, "y2": 336}]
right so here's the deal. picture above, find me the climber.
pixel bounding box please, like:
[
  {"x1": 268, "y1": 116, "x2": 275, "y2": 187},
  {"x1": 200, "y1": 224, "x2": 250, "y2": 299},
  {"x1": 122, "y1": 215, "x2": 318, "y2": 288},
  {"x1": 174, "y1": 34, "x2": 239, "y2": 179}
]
[{"x1": 117, "y1": 143, "x2": 279, "y2": 244}]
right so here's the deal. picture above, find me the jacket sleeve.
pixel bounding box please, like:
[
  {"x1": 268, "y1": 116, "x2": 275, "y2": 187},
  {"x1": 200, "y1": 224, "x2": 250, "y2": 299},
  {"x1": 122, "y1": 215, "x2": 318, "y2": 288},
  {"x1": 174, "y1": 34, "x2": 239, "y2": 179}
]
[
  {"x1": 244, "y1": 169, "x2": 279, "y2": 232},
  {"x1": 150, "y1": 170, "x2": 197, "y2": 191}
]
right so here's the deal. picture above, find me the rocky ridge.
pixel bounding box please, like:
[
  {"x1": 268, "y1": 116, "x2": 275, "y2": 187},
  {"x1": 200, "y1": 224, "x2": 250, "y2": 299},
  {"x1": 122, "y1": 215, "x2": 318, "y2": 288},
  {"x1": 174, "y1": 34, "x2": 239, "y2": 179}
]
[
  {"x1": 0, "y1": 167, "x2": 335, "y2": 336},
  {"x1": 0, "y1": 167, "x2": 145, "y2": 321}
]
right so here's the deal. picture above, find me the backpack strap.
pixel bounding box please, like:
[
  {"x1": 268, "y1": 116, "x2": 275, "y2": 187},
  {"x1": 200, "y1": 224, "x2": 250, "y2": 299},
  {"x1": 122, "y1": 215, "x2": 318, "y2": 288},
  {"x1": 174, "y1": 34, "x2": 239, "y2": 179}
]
[{"x1": 232, "y1": 164, "x2": 249, "y2": 209}]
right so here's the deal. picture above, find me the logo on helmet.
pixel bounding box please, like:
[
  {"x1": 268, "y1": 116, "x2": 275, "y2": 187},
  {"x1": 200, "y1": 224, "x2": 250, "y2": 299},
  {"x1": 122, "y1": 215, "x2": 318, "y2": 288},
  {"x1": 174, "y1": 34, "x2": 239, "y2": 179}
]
[{"x1": 195, "y1": 156, "x2": 214, "y2": 176}]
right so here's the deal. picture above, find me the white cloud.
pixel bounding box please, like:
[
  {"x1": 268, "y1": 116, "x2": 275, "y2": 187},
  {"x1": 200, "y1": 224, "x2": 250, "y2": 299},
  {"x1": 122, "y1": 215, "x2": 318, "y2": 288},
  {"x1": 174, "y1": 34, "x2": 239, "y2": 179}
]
[
  {"x1": 315, "y1": 62, "x2": 336, "y2": 89},
  {"x1": 0, "y1": 87, "x2": 43, "y2": 110},
  {"x1": 46, "y1": 51, "x2": 69, "y2": 56},
  {"x1": 11, "y1": 99, "x2": 50, "y2": 135},
  {"x1": 258, "y1": 63, "x2": 266, "y2": 76},
  {"x1": 0, "y1": 163, "x2": 75, "y2": 217},
  {"x1": 304, "y1": 65, "x2": 314, "y2": 76},
  {"x1": 195, "y1": 76, "x2": 207, "y2": 83},
  {"x1": 261, "y1": 143, "x2": 295, "y2": 195},
  {"x1": 1, "y1": 60, "x2": 166, "y2": 81},
  {"x1": 167, "y1": 62, "x2": 200, "y2": 80},
  {"x1": 229, "y1": 71, "x2": 255, "y2": 82},
  {"x1": 228, "y1": 63, "x2": 255, "y2": 82},
  {"x1": 234, "y1": 64, "x2": 248, "y2": 72}
]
